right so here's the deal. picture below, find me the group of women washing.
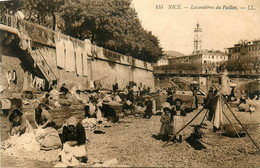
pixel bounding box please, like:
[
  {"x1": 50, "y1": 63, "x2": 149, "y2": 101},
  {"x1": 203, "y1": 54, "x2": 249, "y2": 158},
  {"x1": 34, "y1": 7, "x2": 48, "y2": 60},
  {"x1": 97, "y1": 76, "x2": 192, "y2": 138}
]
[{"x1": 7, "y1": 93, "x2": 88, "y2": 164}]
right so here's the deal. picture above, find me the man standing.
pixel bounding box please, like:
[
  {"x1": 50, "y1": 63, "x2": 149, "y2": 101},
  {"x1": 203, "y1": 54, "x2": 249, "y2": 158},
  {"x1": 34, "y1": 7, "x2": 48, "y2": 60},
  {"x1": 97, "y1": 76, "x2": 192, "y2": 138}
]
[{"x1": 205, "y1": 87, "x2": 215, "y2": 121}]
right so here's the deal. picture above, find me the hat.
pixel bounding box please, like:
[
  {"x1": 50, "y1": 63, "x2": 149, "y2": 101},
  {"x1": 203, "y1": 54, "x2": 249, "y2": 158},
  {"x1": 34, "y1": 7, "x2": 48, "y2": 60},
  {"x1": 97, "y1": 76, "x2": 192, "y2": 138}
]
[
  {"x1": 64, "y1": 116, "x2": 78, "y2": 128},
  {"x1": 103, "y1": 96, "x2": 112, "y2": 103},
  {"x1": 174, "y1": 98, "x2": 183, "y2": 105},
  {"x1": 162, "y1": 102, "x2": 171, "y2": 112}
]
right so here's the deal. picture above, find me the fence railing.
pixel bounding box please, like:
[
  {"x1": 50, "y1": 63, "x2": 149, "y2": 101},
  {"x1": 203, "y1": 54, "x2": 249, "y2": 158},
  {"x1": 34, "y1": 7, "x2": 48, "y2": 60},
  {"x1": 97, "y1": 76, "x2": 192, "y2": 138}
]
[
  {"x1": 154, "y1": 68, "x2": 260, "y2": 77},
  {"x1": 0, "y1": 14, "x2": 152, "y2": 70}
]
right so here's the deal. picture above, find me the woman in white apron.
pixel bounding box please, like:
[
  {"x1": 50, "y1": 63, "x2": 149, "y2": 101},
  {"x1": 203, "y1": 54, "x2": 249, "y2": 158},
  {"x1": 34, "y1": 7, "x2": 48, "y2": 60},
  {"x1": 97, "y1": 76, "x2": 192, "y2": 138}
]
[
  {"x1": 171, "y1": 98, "x2": 186, "y2": 142},
  {"x1": 60, "y1": 117, "x2": 88, "y2": 166}
]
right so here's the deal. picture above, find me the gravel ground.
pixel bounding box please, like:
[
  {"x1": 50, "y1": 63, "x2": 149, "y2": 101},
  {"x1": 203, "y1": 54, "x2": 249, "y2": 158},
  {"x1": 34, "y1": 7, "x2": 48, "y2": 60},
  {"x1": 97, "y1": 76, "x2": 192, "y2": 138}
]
[
  {"x1": 1, "y1": 105, "x2": 260, "y2": 167},
  {"x1": 87, "y1": 106, "x2": 260, "y2": 167}
]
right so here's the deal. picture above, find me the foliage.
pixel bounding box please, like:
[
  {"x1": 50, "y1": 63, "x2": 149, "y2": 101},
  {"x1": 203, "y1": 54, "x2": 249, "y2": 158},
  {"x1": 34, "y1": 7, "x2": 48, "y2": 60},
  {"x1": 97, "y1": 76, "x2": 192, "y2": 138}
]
[
  {"x1": 61, "y1": 0, "x2": 163, "y2": 63},
  {"x1": 1, "y1": 0, "x2": 163, "y2": 63},
  {"x1": 218, "y1": 56, "x2": 260, "y2": 74},
  {"x1": 0, "y1": 0, "x2": 64, "y2": 30}
]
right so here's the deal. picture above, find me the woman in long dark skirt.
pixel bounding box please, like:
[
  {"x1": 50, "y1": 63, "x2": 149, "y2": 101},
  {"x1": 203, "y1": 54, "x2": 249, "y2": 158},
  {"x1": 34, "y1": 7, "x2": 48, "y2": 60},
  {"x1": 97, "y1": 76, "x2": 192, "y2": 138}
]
[{"x1": 159, "y1": 105, "x2": 172, "y2": 141}]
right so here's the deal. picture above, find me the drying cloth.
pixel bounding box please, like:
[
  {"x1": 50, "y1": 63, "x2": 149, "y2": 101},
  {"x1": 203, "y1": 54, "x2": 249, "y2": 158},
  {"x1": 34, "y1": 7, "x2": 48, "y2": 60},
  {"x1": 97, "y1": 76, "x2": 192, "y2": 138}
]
[
  {"x1": 1, "y1": 99, "x2": 11, "y2": 110},
  {"x1": 82, "y1": 40, "x2": 90, "y2": 76},
  {"x1": 75, "y1": 46, "x2": 83, "y2": 76},
  {"x1": 55, "y1": 37, "x2": 65, "y2": 68},
  {"x1": 97, "y1": 47, "x2": 104, "y2": 57},
  {"x1": 84, "y1": 39, "x2": 92, "y2": 56},
  {"x1": 152, "y1": 99, "x2": 156, "y2": 114},
  {"x1": 65, "y1": 40, "x2": 75, "y2": 72},
  {"x1": 32, "y1": 76, "x2": 45, "y2": 90},
  {"x1": 212, "y1": 95, "x2": 223, "y2": 129},
  {"x1": 5, "y1": 72, "x2": 12, "y2": 86},
  {"x1": 89, "y1": 103, "x2": 96, "y2": 116},
  {"x1": 89, "y1": 81, "x2": 95, "y2": 89},
  {"x1": 82, "y1": 48, "x2": 88, "y2": 77}
]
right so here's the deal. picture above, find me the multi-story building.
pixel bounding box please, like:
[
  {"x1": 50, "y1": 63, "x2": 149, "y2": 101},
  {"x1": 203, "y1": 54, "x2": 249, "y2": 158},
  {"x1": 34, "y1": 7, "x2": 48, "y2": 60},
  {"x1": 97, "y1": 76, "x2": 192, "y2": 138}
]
[
  {"x1": 227, "y1": 39, "x2": 260, "y2": 60},
  {"x1": 169, "y1": 49, "x2": 228, "y2": 65},
  {"x1": 169, "y1": 24, "x2": 228, "y2": 65},
  {"x1": 156, "y1": 55, "x2": 170, "y2": 66}
]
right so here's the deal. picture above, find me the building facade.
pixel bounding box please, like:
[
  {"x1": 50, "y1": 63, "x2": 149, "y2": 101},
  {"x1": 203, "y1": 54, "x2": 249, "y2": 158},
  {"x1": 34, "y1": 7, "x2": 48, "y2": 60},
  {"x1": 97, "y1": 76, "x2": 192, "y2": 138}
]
[
  {"x1": 169, "y1": 50, "x2": 228, "y2": 65},
  {"x1": 169, "y1": 24, "x2": 228, "y2": 65},
  {"x1": 227, "y1": 39, "x2": 260, "y2": 60},
  {"x1": 156, "y1": 50, "x2": 184, "y2": 66},
  {"x1": 157, "y1": 56, "x2": 169, "y2": 66}
]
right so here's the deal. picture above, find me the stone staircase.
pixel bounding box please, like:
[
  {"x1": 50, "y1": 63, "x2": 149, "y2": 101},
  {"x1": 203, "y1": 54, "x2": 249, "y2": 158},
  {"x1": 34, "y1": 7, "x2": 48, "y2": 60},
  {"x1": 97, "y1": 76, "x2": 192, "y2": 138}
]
[
  {"x1": 1, "y1": 14, "x2": 58, "y2": 88},
  {"x1": 29, "y1": 49, "x2": 58, "y2": 86}
]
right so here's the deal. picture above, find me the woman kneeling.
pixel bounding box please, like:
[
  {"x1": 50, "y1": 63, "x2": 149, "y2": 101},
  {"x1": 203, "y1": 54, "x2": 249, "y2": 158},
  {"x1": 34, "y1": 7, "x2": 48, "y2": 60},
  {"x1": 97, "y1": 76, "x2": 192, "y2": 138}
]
[{"x1": 60, "y1": 117, "x2": 88, "y2": 165}]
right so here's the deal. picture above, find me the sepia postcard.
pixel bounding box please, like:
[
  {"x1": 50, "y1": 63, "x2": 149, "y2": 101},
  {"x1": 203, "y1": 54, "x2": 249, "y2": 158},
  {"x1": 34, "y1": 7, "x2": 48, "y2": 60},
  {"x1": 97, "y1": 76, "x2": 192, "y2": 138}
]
[{"x1": 0, "y1": 0, "x2": 259, "y2": 167}]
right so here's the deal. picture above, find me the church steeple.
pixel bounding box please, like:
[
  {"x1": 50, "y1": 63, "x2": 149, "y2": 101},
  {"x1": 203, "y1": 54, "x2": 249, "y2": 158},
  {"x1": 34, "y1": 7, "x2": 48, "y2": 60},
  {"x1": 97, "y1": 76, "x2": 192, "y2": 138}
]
[{"x1": 194, "y1": 23, "x2": 202, "y2": 53}]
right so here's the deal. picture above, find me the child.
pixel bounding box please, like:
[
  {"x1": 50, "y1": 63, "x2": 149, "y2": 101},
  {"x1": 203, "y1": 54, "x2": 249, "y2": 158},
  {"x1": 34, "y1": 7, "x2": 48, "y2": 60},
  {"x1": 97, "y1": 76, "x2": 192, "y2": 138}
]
[
  {"x1": 159, "y1": 104, "x2": 172, "y2": 141},
  {"x1": 172, "y1": 98, "x2": 186, "y2": 142}
]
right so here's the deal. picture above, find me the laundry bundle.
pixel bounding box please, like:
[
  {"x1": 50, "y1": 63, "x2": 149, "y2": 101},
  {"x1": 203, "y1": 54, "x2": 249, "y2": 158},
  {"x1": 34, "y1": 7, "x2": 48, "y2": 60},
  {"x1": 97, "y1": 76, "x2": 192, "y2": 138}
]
[{"x1": 35, "y1": 127, "x2": 62, "y2": 150}]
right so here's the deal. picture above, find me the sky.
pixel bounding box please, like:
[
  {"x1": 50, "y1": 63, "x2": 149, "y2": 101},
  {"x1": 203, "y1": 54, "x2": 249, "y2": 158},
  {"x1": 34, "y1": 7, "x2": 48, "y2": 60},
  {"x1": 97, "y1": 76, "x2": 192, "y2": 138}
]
[{"x1": 132, "y1": 0, "x2": 260, "y2": 55}]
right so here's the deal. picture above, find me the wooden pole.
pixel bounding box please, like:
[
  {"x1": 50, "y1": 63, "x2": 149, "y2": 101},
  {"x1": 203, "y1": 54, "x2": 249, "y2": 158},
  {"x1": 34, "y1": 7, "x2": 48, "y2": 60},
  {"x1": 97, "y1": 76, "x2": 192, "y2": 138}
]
[
  {"x1": 222, "y1": 110, "x2": 241, "y2": 138},
  {"x1": 200, "y1": 109, "x2": 208, "y2": 126},
  {"x1": 163, "y1": 107, "x2": 205, "y2": 147},
  {"x1": 221, "y1": 96, "x2": 260, "y2": 152}
]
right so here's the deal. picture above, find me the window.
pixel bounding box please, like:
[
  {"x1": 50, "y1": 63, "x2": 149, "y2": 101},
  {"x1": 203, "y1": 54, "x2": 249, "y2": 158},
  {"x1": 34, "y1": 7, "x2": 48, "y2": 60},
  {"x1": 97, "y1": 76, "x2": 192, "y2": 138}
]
[
  {"x1": 204, "y1": 60, "x2": 206, "y2": 64},
  {"x1": 212, "y1": 56, "x2": 214, "y2": 59}
]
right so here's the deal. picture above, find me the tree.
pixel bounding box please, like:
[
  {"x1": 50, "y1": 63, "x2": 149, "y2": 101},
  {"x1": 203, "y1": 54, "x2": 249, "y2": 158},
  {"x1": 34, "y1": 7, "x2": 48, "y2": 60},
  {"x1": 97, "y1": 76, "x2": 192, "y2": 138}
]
[
  {"x1": 1, "y1": 0, "x2": 64, "y2": 30},
  {"x1": 250, "y1": 56, "x2": 260, "y2": 73},
  {"x1": 1, "y1": 0, "x2": 163, "y2": 62},
  {"x1": 219, "y1": 57, "x2": 259, "y2": 74},
  {"x1": 60, "y1": 0, "x2": 163, "y2": 62}
]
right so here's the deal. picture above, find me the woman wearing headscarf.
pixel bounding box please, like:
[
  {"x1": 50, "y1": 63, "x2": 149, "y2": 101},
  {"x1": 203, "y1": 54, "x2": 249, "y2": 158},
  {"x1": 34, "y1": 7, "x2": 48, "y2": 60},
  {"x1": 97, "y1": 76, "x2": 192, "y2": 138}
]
[
  {"x1": 171, "y1": 98, "x2": 186, "y2": 142},
  {"x1": 190, "y1": 84, "x2": 198, "y2": 110},
  {"x1": 122, "y1": 100, "x2": 134, "y2": 115},
  {"x1": 35, "y1": 103, "x2": 55, "y2": 128},
  {"x1": 143, "y1": 97, "x2": 153, "y2": 119},
  {"x1": 8, "y1": 108, "x2": 33, "y2": 136},
  {"x1": 101, "y1": 101, "x2": 119, "y2": 123},
  {"x1": 84, "y1": 102, "x2": 96, "y2": 118},
  {"x1": 60, "y1": 116, "x2": 88, "y2": 164}
]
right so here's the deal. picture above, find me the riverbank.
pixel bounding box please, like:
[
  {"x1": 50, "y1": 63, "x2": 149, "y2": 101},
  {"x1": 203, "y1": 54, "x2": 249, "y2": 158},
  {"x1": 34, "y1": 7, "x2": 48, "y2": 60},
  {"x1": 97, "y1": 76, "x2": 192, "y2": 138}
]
[{"x1": 1, "y1": 105, "x2": 260, "y2": 167}]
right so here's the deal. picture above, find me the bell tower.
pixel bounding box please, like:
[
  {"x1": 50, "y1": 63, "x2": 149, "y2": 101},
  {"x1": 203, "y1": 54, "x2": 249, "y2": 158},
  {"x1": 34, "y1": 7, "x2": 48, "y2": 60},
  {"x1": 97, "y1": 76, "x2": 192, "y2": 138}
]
[{"x1": 194, "y1": 23, "x2": 202, "y2": 53}]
